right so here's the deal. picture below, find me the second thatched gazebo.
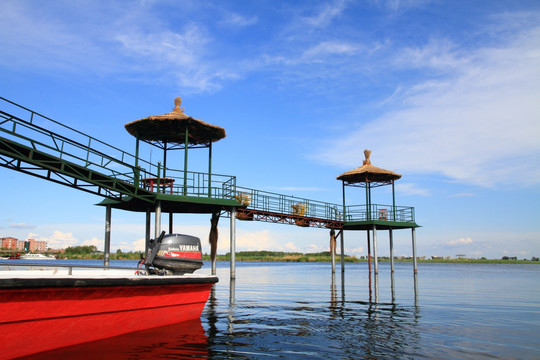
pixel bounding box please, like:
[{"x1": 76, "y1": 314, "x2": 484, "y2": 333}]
[
  {"x1": 337, "y1": 149, "x2": 401, "y2": 223},
  {"x1": 336, "y1": 149, "x2": 419, "y2": 279}
]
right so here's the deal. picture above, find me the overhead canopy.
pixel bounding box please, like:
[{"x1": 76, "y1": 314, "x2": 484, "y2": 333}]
[
  {"x1": 337, "y1": 149, "x2": 401, "y2": 184},
  {"x1": 125, "y1": 97, "x2": 226, "y2": 145}
]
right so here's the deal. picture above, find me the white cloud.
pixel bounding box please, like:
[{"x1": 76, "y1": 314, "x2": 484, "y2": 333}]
[
  {"x1": 0, "y1": 1, "x2": 238, "y2": 93},
  {"x1": 346, "y1": 246, "x2": 364, "y2": 255},
  {"x1": 317, "y1": 22, "x2": 540, "y2": 188},
  {"x1": 302, "y1": 41, "x2": 359, "y2": 60},
  {"x1": 220, "y1": 12, "x2": 258, "y2": 27},
  {"x1": 115, "y1": 24, "x2": 239, "y2": 92},
  {"x1": 397, "y1": 38, "x2": 469, "y2": 70},
  {"x1": 235, "y1": 229, "x2": 277, "y2": 252},
  {"x1": 446, "y1": 237, "x2": 472, "y2": 246},
  {"x1": 32, "y1": 230, "x2": 79, "y2": 249},
  {"x1": 81, "y1": 237, "x2": 104, "y2": 251},
  {"x1": 303, "y1": 0, "x2": 349, "y2": 28},
  {"x1": 396, "y1": 183, "x2": 431, "y2": 196},
  {"x1": 131, "y1": 237, "x2": 147, "y2": 252},
  {"x1": 306, "y1": 243, "x2": 326, "y2": 253},
  {"x1": 284, "y1": 242, "x2": 300, "y2": 251}
]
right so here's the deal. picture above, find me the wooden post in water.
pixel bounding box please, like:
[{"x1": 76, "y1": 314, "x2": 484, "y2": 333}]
[
  {"x1": 104, "y1": 204, "x2": 111, "y2": 267},
  {"x1": 230, "y1": 207, "x2": 237, "y2": 279}
]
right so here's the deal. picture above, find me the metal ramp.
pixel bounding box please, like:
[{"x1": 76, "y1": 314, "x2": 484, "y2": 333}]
[{"x1": 0, "y1": 97, "x2": 155, "y2": 203}]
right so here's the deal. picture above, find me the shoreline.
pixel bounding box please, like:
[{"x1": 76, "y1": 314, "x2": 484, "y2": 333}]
[
  {"x1": 4, "y1": 251, "x2": 537, "y2": 264},
  {"x1": 203, "y1": 256, "x2": 539, "y2": 265}
]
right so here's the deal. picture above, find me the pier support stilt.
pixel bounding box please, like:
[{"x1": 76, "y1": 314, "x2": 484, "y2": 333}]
[
  {"x1": 340, "y1": 231, "x2": 345, "y2": 273},
  {"x1": 145, "y1": 209, "x2": 151, "y2": 256},
  {"x1": 389, "y1": 229, "x2": 395, "y2": 273},
  {"x1": 367, "y1": 230, "x2": 371, "y2": 276},
  {"x1": 230, "y1": 207, "x2": 236, "y2": 280},
  {"x1": 412, "y1": 227, "x2": 418, "y2": 274},
  {"x1": 367, "y1": 229, "x2": 372, "y2": 300},
  {"x1": 104, "y1": 204, "x2": 111, "y2": 267},
  {"x1": 155, "y1": 200, "x2": 162, "y2": 239},
  {"x1": 373, "y1": 225, "x2": 378, "y2": 274},
  {"x1": 330, "y1": 229, "x2": 336, "y2": 274}
]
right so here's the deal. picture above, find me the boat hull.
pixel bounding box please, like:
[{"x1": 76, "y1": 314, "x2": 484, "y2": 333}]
[{"x1": 0, "y1": 274, "x2": 217, "y2": 359}]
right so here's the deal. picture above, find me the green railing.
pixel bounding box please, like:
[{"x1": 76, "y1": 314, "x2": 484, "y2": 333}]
[
  {"x1": 0, "y1": 97, "x2": 152, "y2": 186},
  {"x1": 345, "y1": 204, "x2": 415, "y2": 223},
  {"x1": 230, "y1": 185, "x2": 416, "y2": 224},
  {"x1": 148, "y1": 166, "x2": 236, "y2": 199},
  {"x1": 0, "y1": 97, "x2": 238, "y2": 202},
  {"x1": 233, "y1": 186, "x2": 343, "y2": 221}
]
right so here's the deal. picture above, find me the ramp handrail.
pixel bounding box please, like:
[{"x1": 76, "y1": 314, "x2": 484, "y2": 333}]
[
  {"x1": 233, "y1": 186, "x2": 343, "y2": 221},
  {"x1": 0, "y1": 96, "x2": 155, "y2": 184}
]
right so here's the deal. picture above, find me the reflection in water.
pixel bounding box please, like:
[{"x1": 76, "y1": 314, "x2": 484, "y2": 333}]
[
  {"x1": 374, "y1": 272, "x2": 379, "y2": 303},
  {"x1": 414, "y1": 272, "x2": 419, "y2": 307},
  {"x1": 206, "y1": 286, "x2": 218, "y2": 342},
  {"x1": 391, "y1": 270, "x2": 396, "y2": 303},
  {"x1": 227, "y1": 278, "x2": 236, "y2": 335},
  {"x1": 340, "y1": 269, "x2": 345, "y2": 303},
  {"x1": 229, "y1": 277, "x2": 236, "y2": 305},
  {"x1": 24, "y1": 319, "x2": 209, "y2": 360},
  {"x1": 201, "y1": 263, "x2": 423, "y2": 359},
  {"x1": 330, "y1": 272, "x2": 337, "y2": 309}
]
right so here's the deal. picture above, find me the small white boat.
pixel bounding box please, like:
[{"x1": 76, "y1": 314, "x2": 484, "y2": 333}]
[{"x1": 20, "y1": 253, "x2": 56, "y2": 260}]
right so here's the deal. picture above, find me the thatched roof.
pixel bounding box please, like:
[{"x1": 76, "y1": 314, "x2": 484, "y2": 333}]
[
  {"x1": 125, "y1": 97, "x2": 226, "y2": 144},
  {"x1": 337, "y1": 149, "x2": 401, "y2": 183}
]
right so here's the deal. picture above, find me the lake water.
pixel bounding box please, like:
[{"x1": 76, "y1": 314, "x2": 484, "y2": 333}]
[{"x1": 18, "y1": 260, "x2": 540, "y2": 359}]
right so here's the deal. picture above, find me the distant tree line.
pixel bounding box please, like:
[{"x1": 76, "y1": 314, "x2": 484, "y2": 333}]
[{"x1": 62, "y1": 246, "x2": 142, "y2": 260}]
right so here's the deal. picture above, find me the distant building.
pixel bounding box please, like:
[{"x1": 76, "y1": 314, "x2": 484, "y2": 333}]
[
  {"x1": 27, "y1": 238, "x2": 47, "y2": 252},
  {"x1": 1, "y1": 237, "x2": 48, "y2": 252},
  {"x1": 1, "y1": 237, "x2": 18, "y2": 249}
]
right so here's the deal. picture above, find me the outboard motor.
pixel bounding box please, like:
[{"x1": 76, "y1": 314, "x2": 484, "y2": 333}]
[{"x1": 145, "y1": 232, "x2": 203, "y2": 275}]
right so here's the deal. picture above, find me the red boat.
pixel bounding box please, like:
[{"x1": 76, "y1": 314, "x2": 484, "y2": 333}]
[{"x1": 0, "y1": 233, "x2": 218, "y2": 359}]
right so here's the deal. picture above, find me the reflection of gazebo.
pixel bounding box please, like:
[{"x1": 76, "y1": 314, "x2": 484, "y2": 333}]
[{"x1": 337, "y1": 149, "x2": 419, "y2": 278}]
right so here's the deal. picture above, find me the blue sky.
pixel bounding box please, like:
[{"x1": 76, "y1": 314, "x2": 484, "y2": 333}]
[{"x1": 1, "y1": 0, "x2": 539, "y2": 259}]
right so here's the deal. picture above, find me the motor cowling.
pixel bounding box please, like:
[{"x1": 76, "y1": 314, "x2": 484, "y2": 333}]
[{"x1": 148, "y1": 233, "x2": 203, "y2": 275}]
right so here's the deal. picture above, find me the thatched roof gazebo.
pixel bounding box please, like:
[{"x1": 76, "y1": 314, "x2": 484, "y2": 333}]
[
  {"x1": 337, "y1": 149, "x2": 401, "y2": 223},
  {"x1": 336, "y1": 149, "x2": 419, "y2": 279},
  {"x1": 337, "y1": 149, "x2": 401, "y2": 186},
  {"x1": 125, "y1": 97, "x2": 226, "y2": 193},
  {"x1": 125, "y1": 97, "x2": 226, "y2": 145}
]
